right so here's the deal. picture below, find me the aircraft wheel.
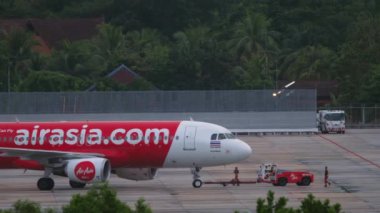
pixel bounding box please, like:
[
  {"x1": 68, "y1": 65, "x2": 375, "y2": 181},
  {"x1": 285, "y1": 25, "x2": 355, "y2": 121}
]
[
  {"x1": 192, "y1": 179, "x2": 203, "y2": 188},
  {"x1": 301, "y1": 177, "x2": 311, "y2": 186},
  {"x1": 277, "y1": 177, "x2": 287, "y2": 186},
  {"x1": 37, "y1": 177, "x2": 55, "y2": 191},
  {"x1": 69, "y1": 180, "x2": 86, "y2": 189}
]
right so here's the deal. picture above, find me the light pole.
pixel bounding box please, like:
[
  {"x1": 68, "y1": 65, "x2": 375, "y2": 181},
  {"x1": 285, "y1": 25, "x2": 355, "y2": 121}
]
[
  {"x1": 7, "y1": 61, "x2": 11, "y2": 93},
  {"x1": 6, "y1": 60, "x2": 11, "y2": 114}
]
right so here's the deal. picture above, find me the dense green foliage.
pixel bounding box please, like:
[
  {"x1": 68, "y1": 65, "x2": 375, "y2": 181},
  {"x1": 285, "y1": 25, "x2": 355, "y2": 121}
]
[
  {"x1": 0, "y1": 188, "x2": 342, "y2": 213},
  {"x1": 1, "y1": 0, "x2": 380, "y2": 104},
  {"x1": 0, "y1": 199, "x2": 55, "y2": 213},
  {"x1": 62, "y1": 183, "x2": 133, "y2": 213},
  {"x1": 0, "y1": 183, "x2": 152, "y2": 213},
  {"x1": 236, "y1": 190, "x2": 341, "y2": 213}
]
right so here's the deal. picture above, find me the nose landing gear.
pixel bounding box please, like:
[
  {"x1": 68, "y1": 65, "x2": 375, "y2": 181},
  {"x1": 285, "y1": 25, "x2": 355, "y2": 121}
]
[{"x1": 191, "y1": 166, "x2": 203, "y2": 188}]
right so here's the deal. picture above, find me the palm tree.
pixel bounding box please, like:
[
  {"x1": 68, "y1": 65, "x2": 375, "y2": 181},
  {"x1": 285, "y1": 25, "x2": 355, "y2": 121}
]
[
  {"x1": 228, "y1": 11, "x2": 279, "y2": 89},
  {"x1": 229, "y1": 12, "x2": 277, "y2": 62},
  {"x1": 92, "y1": 23, "x2": 127, "y2": 72},
  {"x1": 279, "y1": 45, "x2": 335, "y2": 80},
  {"x1": 3, "y1": 28, "x2": 37, "y2": 91}
]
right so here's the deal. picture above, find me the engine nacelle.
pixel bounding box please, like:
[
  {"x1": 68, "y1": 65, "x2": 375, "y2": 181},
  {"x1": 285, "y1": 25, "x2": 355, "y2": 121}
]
[
  {"x1": 65, "y1": 158, "x2": 111, "y2": 183},
  {"x1": 115, "y1": 168, "x2": 158, "y2": 181}
]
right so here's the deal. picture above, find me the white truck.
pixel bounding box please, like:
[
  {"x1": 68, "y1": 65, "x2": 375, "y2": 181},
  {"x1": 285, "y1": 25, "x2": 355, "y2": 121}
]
[{"x1": 317, "y1": 110, "x2": 345, "y2": 134}]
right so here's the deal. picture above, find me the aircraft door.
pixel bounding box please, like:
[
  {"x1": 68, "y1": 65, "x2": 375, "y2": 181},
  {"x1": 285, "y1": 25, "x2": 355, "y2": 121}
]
[{"x1": 184, "y1": 126, "x2": 197, "y2": 150}]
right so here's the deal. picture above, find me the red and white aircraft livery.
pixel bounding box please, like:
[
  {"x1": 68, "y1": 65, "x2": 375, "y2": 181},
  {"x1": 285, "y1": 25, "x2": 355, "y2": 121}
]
[{"x1": 0, "y1": 120, "x2": 252, "y2": 190}]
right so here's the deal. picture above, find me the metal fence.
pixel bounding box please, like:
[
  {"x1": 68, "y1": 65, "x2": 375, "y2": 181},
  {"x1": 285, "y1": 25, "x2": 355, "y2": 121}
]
[
  {"x1": 0, "y1": 90, "x2": 316, "y2": 114},
  {"x1": 319, "y1": 106, "x2": 380, "y2": 128}
]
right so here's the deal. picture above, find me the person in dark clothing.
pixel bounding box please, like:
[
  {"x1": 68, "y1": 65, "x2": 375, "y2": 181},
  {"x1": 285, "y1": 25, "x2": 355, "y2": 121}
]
[
  {"x1": 324, "y1": 166, "x2": 331, "y2": 187},
  {"x1": 233, "y1": 167, "x2": 240, "y2": 186}
]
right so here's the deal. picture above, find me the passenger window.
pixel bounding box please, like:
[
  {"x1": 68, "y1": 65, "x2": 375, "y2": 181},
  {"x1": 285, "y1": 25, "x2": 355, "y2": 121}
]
[
  {"x1": 211, "y1": 134, "x2": 217, "y2": 140},
  {"x1": 218, "y1": 134, "x2": 226, "y2": 140}
]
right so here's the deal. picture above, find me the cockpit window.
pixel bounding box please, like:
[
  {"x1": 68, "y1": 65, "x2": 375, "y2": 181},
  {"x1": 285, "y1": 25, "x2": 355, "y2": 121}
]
[
  {"x1": 211, "y1": 133, "x2": 217, "y2": 140},
  {"x1": 218, "y1": 134, "x2": 226, "y2": 140},
  {"x1": 212, "y1": 133, "x2": 236, "y2": 140},
  {"x1": 225, "y1": 133, "x2": 236, "y2": 139}
]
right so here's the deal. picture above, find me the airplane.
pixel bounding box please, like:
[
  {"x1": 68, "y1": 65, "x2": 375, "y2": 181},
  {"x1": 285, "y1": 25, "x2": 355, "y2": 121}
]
[{"x1": 0, "y1": 120, "x2": 252, "y2": 190}]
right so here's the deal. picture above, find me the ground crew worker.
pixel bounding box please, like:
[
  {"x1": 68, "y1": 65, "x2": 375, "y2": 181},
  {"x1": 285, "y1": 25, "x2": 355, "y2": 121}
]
[
  {"x1": 233, "y1": 167, "x2": 240, "y2": 186},
  {"x1": 324, "y1": 166, "x2": 331, "y2": 187}
]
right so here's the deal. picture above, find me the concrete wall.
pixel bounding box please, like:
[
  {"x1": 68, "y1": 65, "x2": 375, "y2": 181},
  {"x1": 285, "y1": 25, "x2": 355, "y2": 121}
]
[
  {"x1": 0, "y1": 90, "x2": 317, "y2": 132},
  {"x1": 0, "y1": 111, "x2": 317, "y2": 131}
]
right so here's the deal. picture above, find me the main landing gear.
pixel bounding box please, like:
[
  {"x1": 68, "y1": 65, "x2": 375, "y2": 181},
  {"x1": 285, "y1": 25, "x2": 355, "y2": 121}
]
[
  {"x1": 191, "y1": 166, "x2": 203, "y2": 188},
  {"x1": 69, "y1": 180, "x2": 86, "y2": 189},
  {"x1": 37, "y1": 168, "x2": 54, "y2": 191},
  {"x1": 37, "y1": 168, "x2": 87, "y2": 190}
]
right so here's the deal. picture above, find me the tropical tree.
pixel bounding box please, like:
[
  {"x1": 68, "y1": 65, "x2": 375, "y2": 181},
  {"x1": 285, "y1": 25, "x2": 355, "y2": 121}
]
[
  {"x1": 233, "y1": 56, "x2": 273, "y2": 89},
  {"x1": 1, "y1": 28, "x2": 38, "y2": 91},
  {"x1": 48, "y1": 40, "x2": 93, "y2": 77},
  {"x1": 62, "y1": 182, "x2": 152, "y2": 213},
  {"x1": 279, "y1": 45, "x2": 336, "y2": 80},
  {"x1": 229, "y1": 12, "x2": 277, "y2": 61},
  {"x1": 48, "y1": 24, "x2": 127, "y2": 79},
  {"x1": 357, "y1": 64, "x2": 380, "y2": 104},
  {"x1": 90, "y1": 23, "x2": 128, "y2": 74},
  {"x1": 256, "y1": 190, "x2": 293, "y2": 213},
  {"x1": 125, "y1": 28, "x2": 170, "y2": 87},
  {"x1": 18, "y1": 70, "x2": 87, "y2": 91},
  {"x1": 251, "y1": 190, "x2": 342, "y2": 213},
  {"x1": 168, "y1": 26, "x2": 233, "y2": 89},
  {"x1": 0, "y1": 35, "x2": 8, "y2": 91},
  {"x1": 299, "y1": 194, "x2": 341, "y2": 213},
  {"x1": 227, "y1": 11, "x2": 279, "y2": 90},
  {"x1": 0, "y1": 199, "x2": 56, "y2": 213},
  {"x1": 335, "y1": 13, "x2": 380, "y2": 104},
  {"x1": 62, "y1": 183, "x2": 132, "y2": 213}
]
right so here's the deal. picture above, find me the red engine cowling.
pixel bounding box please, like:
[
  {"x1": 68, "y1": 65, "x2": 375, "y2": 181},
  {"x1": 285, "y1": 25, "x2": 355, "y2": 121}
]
[
  {"x1": 65, "y1": 158, "x2": 111, "y2": 183},
  {"x1": 115, "y1": 168, "x2": 158, "y2": 180}
]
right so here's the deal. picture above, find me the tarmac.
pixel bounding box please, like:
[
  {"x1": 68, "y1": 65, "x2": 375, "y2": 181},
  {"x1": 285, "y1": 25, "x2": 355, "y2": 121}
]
[{"x1": 0, "y1": 129, "x2": 379, "y2": 212}]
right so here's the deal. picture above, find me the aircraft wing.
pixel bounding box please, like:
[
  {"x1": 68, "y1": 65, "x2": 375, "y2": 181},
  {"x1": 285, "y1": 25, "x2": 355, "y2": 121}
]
[{"x1": 0, "y1": 147, "x2": 104, "y2": 161}]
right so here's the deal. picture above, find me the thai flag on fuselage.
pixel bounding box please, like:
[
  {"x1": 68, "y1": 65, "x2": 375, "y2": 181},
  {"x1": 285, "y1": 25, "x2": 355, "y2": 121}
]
[{"x1": 210, "y1": 140, "x2": 221, "y2": 148}]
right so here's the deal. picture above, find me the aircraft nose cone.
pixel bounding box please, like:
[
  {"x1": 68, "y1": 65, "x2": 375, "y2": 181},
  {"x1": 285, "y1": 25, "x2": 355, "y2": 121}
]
[{"x1": 238, "y1": 140, "x2": 252, "y2": 160}]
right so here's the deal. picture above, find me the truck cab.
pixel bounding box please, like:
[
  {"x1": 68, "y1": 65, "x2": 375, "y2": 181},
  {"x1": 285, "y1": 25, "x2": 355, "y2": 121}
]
[{"x1": 317, "y1": 110, "x2": 345, "y2": 134}]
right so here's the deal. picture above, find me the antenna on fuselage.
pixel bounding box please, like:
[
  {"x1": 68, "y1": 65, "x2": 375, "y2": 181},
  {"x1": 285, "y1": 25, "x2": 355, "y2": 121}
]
[
  {"x1": 189, "y1": 116, "x2": 194, "y2": 121},
  {"x1": 15, "y1": 117, "x2": 20, "y2": 122}
]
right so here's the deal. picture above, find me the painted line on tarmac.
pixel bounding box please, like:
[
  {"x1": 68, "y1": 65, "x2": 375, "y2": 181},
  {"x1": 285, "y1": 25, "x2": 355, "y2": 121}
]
[{"x1": 319, "y1": 134, "x2": 380, "y2": 169}]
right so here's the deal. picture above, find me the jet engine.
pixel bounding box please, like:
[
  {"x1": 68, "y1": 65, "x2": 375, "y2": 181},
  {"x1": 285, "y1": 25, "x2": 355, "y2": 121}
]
[
  {"x1": 65, "y1": 158, "x2": 111, "y2": 183},
  {"x1": 115, "y1": 168, "x2": 158, "y2": 180}
]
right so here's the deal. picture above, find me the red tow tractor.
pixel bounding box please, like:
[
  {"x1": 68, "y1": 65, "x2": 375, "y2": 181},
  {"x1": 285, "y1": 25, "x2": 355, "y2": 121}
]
[
  {"x1": 258, "y1": 163, "x2": 314, "y2": 186},
  {"x1": 203, "y1": 163, "x2": 314, "y2": 187}
]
